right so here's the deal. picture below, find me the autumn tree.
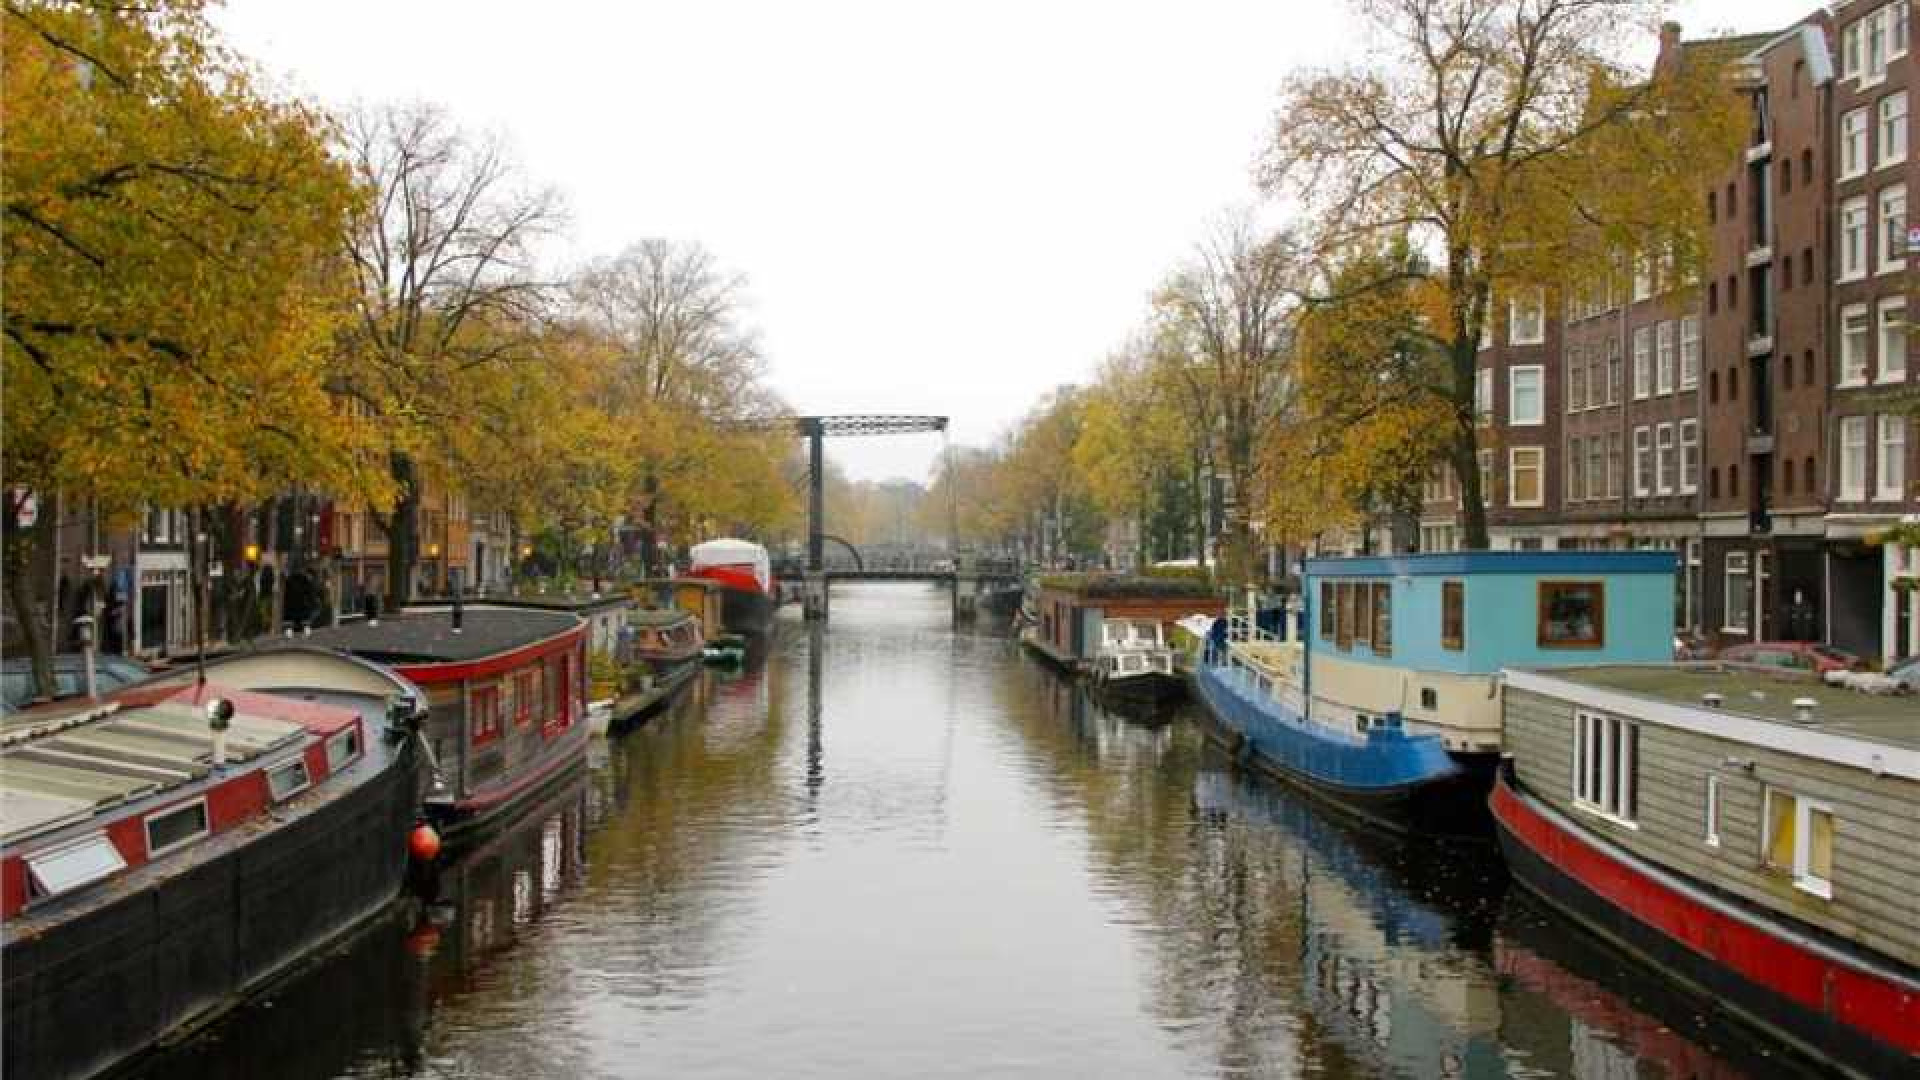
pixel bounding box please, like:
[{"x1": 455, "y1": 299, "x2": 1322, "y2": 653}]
[
  {"x1": 1266, "y1": 241, "x2": 1453, "y2": 549},
  {"x1": 570, "y1": 239, "x2": 792, "y2": 570},
  {"x1": 3, "y1": 0, "x2": 374, "y2": 694},
  {"x1": 1151, "y1": 215, "x2": 1302, "y2": 584},
  {"x1": 1072, "y1": 342, "x2": 1191, "y2": 570},
  {"x1": 335, "y1": 102, "x2": 563, "y2": 607},
  {"x1": 1263, "y1": 0, "x2": 1740, "y2": 547}
]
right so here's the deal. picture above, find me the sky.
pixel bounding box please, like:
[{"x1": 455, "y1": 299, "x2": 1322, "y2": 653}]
[{"x1": 218, "y1": 0, "x2": 1816, "y2": 484}]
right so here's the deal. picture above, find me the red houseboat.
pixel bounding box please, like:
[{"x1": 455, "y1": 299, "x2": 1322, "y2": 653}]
[
  {"x1": 2, "y1": 647, "x2": 427, "y2": 1080},
  {"x1": 303, "y1": 605, "x2": 588, "y2": 844},
  {"x1": 1495, "y1": 664, "x2": 1919, "y2": 1077},
  {"x1": 687, "y1": 538, "x2": 775, "y2": 637}
]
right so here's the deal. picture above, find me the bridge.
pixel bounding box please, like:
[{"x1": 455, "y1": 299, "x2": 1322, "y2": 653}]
[{"x1": 771, "y1": 548, "x2": 1024, "y2": 616}]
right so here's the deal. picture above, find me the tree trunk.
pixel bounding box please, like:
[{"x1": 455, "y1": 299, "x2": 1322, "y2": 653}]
[
  {"x1": 1191, "y1": 448, "x2": 1209, "y2": 571},
  {"x1": 385, "y1": 451, "x2": 421, "y2": 610},
  {"x1": 3, "y1": 492, "x2": 56, "y2": 701}
]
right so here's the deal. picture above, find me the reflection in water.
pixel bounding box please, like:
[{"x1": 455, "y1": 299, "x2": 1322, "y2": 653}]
[{"x1": 145, "y1": 584, "x2": 1784, "y2": 1079}]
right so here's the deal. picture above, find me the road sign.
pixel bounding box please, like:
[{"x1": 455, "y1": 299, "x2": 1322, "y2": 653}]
[
  {"x1": 80, "y1": 554, "x2": 111, "y2": 571},
  {"x1": 12, "y1": 489, "x2": 37, "y2": 528},
  {"x1": 1907, "y1": 225, "x2": 1920, "y2": 253}
]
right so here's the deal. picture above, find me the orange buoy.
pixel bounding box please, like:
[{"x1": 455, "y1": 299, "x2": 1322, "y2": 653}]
[{"x1": 408, "y1": 823, "x2": 442, "y2": 862}]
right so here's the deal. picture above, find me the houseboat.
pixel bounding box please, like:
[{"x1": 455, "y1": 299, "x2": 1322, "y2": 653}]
[
  {"x1": 1020, "y1": 574, "x2": 1223, "y2": 703},
  {"x1": 687, "y1": 537, "x2": 775, "y2": 637},
  {"x1": 1493, "y1": 662, "x2": 1920, "y2": 1077},
  {"x1": 302, "y1": 605, "x2": 588, "y2": 845},
  {"x1": 2, "y1": 647, "x2": 427, "y2": 1080},
  {"x1": 1195, "y1": 551, "x2": 1675, "y2": 833},
  {"x1": 597, "y1": 608, "x2": 704, "y2": 734}
]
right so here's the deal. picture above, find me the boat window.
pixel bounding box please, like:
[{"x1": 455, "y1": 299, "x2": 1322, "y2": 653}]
[
  {"x1": 1353, "y1": 583, "x2": 1372, "y2": 647},
  {"x1": 1765, "y1": 788, "x2": 1835, "y2": 899},
  {"x1": 472, "y1": 683, "x2": 502, "y2": 747},
  {"x1": 1572, "y1": 710, "x2": 1637, "y2": 824},
  {"x1": 1370, "y1": 583, "x2": 1392, "y2": 655},
  {"x1": 1420, "y1": 687, "x2": 1438, "y2": 710},
  {"x1": 1319, "y1": 582, "x2": 1333, "y2": 639},
  {"x1": 1538, "y1": 582, "x2": 1605, "y2": 648},
  {"x1": 1335, "y1": 583, "x2": 1355, "y2": 649},
  {"x1": 326, "y1": 726, "x2": 362, "y2": 771},
  {"x1": 26, "y1": 833, "x2": 125, "y2": 899},
  {"x1": 1441, "y1": 582, "x2": 1465, "y2": 650},
  {"x1": 145, "y1": 798, "x2": 210, "y2": 856},
  {"x1": 267, "y1": 759, "x2": 311, "y2": 801}
]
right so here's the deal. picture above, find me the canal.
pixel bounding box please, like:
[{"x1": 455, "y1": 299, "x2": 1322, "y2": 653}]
[{"x1": 144, "y1": 583, "x2": 1821, "y2": 1079}]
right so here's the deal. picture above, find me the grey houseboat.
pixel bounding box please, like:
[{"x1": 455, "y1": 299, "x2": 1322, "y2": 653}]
[{"x1": 1493, "y1": 664, "x2": 1918, "y2": 1077}]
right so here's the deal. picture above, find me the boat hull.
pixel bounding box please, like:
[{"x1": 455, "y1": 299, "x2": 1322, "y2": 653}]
[
  {"x1": 3, "y1": 734, "x2": 417, "y2": 1080},
  {"x1": 1492, "y1": 769, "x2": 1920, "y2": 1078},
  {"x1": 1193, "y1": 660, "x2": 1488, "y2": 835},
  {"x1": 1092, "y1": 670, "x2": 1186, "y2": 706},
  {"x1": 717, "y1": 584, "x2": 774, "y2": 638}
]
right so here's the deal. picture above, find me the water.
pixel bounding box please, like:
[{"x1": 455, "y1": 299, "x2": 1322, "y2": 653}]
[{"x1": 144, "y1": 584, "x2": 1821, "y2": 1079}]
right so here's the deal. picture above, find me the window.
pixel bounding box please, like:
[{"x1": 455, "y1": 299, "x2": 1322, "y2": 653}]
[
  {"x1": 1370, "y1": 582, "x2": 1392, "y2": 655},
  {"x1": 1588, "y1": 433, "x2": 1606, "y2": 501},
  {"x1": 1879, "y1": 297, "x2": 1908, "y2": 382},
  {"x1": 1568, "y1": 347, "x2": 1586, "y2": 412},
  {"x1": 1510, "y1": 365, "x2": 1544, "y2": 425},
  {"x1": 1441, "y1": 581, "x2": 1464, "y2": 650},
  {"x1": 1840, "y1": 196, "x2": 1869, "y2": 280},
  {"x1": 1764, "y1": 788, "x2": 1836, "y2": 899},
  {"x1": 25, "y1": 833, "x2": 126, "y2": 900},
  {"x1": 1606, "y1": 337, "x2": 1623, "y2": 404},
  {"x1": 1705, "y1": 775, "x2": 1722, "y2": 848},
  {"x1": 1567, "y1": 435, "x2": 1586, "y2": 502},
  {"x1": 1707, "y1": 190, "x2": 1717, "y2": 223},
  {"x1": 326, "y1": 727, "x2": 362, "y2": 771},
  {"x1": 1655, "y1": 423, "x2": 1676, "y2": 495},
  {"x1": 1842, "y1": 108, "x2": 1869, "y2": 177},
  {"x1": 1633, "y1": 425, "x2": 1652, "y2": 496},
  {"x1": 1880, "y1": 92, "x2": 1908, "y2": 166},
  {"x1": 1679, "y1": 316, "x2": 1699, "y2": 390},
  {"x1": 1841, "y1": 304, "x2": 1871, "y2": 384},
  {"x1": 1632, "y1": 255, "x2": 1652, "y2": 302},
  {"x1": 1319, "y1": 581, "x2": 1334, "y2": 638},
  {"x1": 145, "y1": 799, "x2": 210, "y2": 856},
  {"x1": 1353, "y1": 582, "x2": 1372, "y2": 647},
  {"x1": 1510, "y1": 289, "x2": 1545, "y2": 345},
  {"x1": 1336, "y1": 582, "x2": 1355, "y2": 648},
  {"x1": 1478, "y1": 449, "x2": 1493, "y2": 501},
  {"x1": 1879, "y1": 415, "x2": 1907, "y2": 500},
  {"x1": 1475, "y1": 367, "x2": 1493, "y2": 423},
  {"x1": 1509, "y1": 447, "x2": 1544, "y2": 508},
  {"x1": 1679, "y1": 420, "x2": 1699, "y2": 494},
  {"x1": 1880, "y1": 184, "x2": 1907, "y2": 273},
  {"x1": 471, "y1": 683, "x2": 503, "y2": 746},
  {"x1": 1869, "y1": 6, "x2": 1890, "y2": 80},
  {"x1": 1631, "y1": 326, "x2": 1651, "y2": 399},
  {"x1": 1896, "y1": 1, "x2": 1912, "y2": 58},
  {"x1": 1539, "y1": 582, "x2": 1605, "y2": 648},
  {"x1": 267, "y1": 759, "x2": 311, "y2": 801},
  {"x1": 1844, "y1": 22, "x2": 1862, "y2": 82},
  {"x1": 1655, "y1": 321, "x2": 1675, "y2": 395},
  {"x1": 1841, "y1": 415, "x2": 1869, "y2": 500},
  {"x1": 1573, "y1": 710, "x2": 1638, "y2": 824},
  {"x1": 1724, "y1": 551, "x2": 1752, "y2": 632},
  {"x1": 514, "y1": 670, "x2": 538, "y2": 726}
]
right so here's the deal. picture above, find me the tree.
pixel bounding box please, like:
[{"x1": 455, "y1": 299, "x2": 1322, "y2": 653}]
[
  {"x1": 336, "y1": 102, "x2": 562, "y2": 608},
  {"x1": 1262, "y1": 0, "x2": 1740, "y2": 547},
  {"x1": 1266, "y1": 241, "x2": 1452, "y2": 548},
  {"x1": 3, "y1": 0, "x2": 372, "y2": 695},
  {"x1": 570, "y1": 239, "x2": 792, "y2": 569},
  {"x1": 1151, "y1": 215, "x2": 1303, "y2": 584},
  {"x1": 1072, "y1": 342, "x2": 1190, "y2": 570}
]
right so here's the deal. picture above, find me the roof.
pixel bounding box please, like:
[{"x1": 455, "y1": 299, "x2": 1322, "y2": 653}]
[
  {"x1": 628, "y1": 608, "x2": 695, "y2": 627},
  {"x1": 1525, "y1": 665, "x2": 1920, "y2": 752},
  {"x1": 299, "y1": 607, "x2": 581, "y2": 664},
  {"x1": 1306, "y1": 551, "x2": 1677, "y2": 578},
  {"x1": 483, "y1": 594, "x2": 634, "y2": 615},
  {"x1": 0, "y1": 683, "x2": 325, "y2": 843},
  {"x1": 1036, "y1": 573, "x2": 1219, "y2": 600},
  {"x1": 1681, "y1": 30, "x2": 1776, "y2": 66}
]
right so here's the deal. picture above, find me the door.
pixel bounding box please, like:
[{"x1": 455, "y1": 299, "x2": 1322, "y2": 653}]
[{"x1": 1754, "y1": 549, "x2": 1772, "y2": 641}]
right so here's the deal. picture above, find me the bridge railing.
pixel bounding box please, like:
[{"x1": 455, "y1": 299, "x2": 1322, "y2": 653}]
[{"x1": 771, "y1": 553, "x2": 1025, "y2": 578}]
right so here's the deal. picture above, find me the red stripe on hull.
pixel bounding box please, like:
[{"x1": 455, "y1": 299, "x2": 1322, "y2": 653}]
[
  {"x1": 1491, "y1": 773, "x2": 1920, "y2": 1060},
  {"x1": 689, "y1": 565, "x2": 768, "y2": 597},
  {"x1": 393, "y1": 626, "x2": 585, "y2": 684}
]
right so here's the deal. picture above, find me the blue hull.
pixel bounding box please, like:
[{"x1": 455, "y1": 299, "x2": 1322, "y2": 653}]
[{"x1": 1194, "y1": 658, "x2": 1486, "y2": 834}]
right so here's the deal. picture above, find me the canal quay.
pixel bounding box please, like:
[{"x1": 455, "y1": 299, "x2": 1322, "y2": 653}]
[{"x1": 127, "y1": 584, "x2": 1826, "y2": 1080}]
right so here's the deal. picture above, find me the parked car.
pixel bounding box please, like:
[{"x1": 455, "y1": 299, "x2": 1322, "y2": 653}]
[
  {"x1": 1, "y1": 653, "x2": 151, "y2": 709},
  {"x1": 1889, "y1": 655, "x2": 1920, "y2": 692},
  {"x1": 1716, "y1": 641, "x2": 1866, "y2": 675}
]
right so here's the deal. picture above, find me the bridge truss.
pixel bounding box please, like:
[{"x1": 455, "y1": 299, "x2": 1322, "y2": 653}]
[{"x1": 792, "y1": 415, "x2": 948, "y2": 575}]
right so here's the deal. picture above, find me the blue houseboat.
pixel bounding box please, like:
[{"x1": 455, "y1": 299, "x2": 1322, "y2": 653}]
[{"x1": 1195, "y1": 551, "x2": 1676, "y2": 833}]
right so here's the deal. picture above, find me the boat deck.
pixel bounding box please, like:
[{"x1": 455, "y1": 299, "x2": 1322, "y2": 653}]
[
  {"x1": 1228, "y1": 640, "x2": 1303, "y2": 679},
  {"x1": 1546, "y1": 665, "x2": 1919, "y2": 750}
]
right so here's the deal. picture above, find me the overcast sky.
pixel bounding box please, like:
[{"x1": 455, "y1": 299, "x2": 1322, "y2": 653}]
[{"x1": 219, "y1": 0, "x2": 1815, "y2": 484}]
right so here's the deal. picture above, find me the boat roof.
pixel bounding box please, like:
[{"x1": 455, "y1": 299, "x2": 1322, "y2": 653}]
[
  {"x1": 1515, "y1": 665, "x2": 1920, "y2": 755},
  {"x1": 299, "y1": 607, "x2": 581, "y2": 664},
  {"x1": 0, "y1": 683, "x2": 339, "y2": 844},
  {"x1": 628, "y1": 608, "x2": 695, "y2": 627},
  {"x1": 1306, "y1": 551, "x2": 1677, "y2": 578},
  {"x1": 484, "y1": 594, "x2": 633, "y2": 615},
  {"x1": 1036, "y1": 573, "x2": 1218, "y2": 600}
]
